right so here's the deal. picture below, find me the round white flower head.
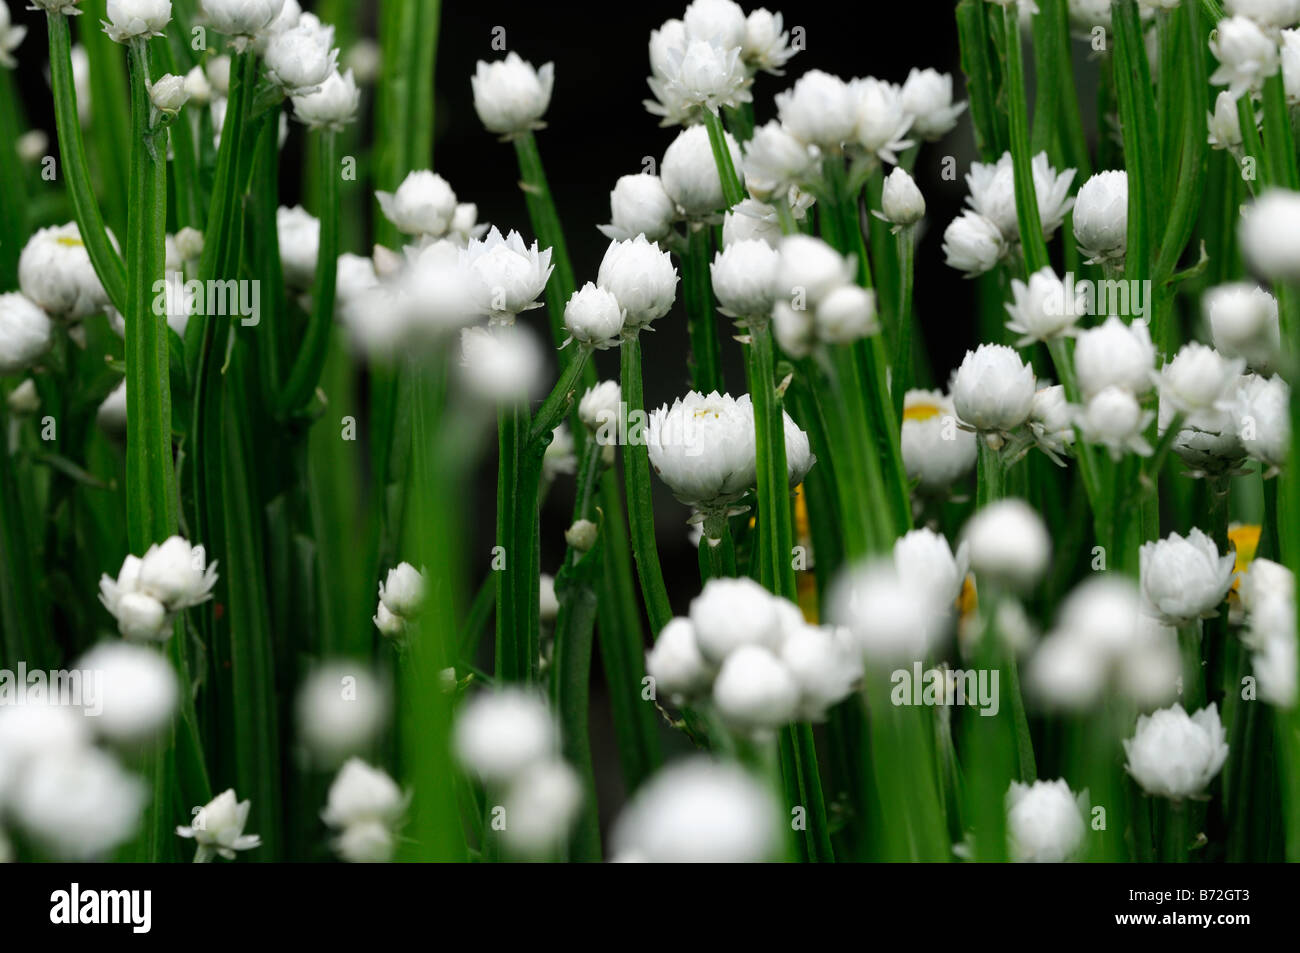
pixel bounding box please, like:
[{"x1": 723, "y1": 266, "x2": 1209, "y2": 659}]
[
  {"x1": 1006, "y1": 779, "x2": 1087, "y2": 862},
  {"x1": 499, "y1": 759, "x2": 582, "y2": 857},
  {"x1": 148, "y1": 73, "x2": 189, "y2": 116},
  {"x1": 137, "y1": 535, "x2": 218, "y2": 610},
  {"x1": 0, "y1": 293, "x2": 53, "y2": 374},
  {"x1": 1077, "y1": 385, "x2": 1154, "y2": 460},
  {"x1": 277, "y1": 204, "x2": 319, "y2": 289},
  {"x1": 18, "y1": 223, "x2": 111, "y2": 319},
  {"x1": 775, "y1": 233, "x2": 854, "y2": 306},
  {"x1": 376, "y1": 170, "x2": 457, "y2": 239},
  {"x1": 378, "y1": 561, "x2": 425, "y2": 618},
  {"x1": 780, "y1": 622, "x2": 861, "y2": 721},
  {"x1": 295, "y1": 662, "x2": 387, "y2": 762},
  {"x1": 598, "y1": 173, "x2": 677, "y2": 242},
  {"x1": 263, "y1": 17, "x2": 337, "y2": 94},
  {"x1": 335, "y1": 252, "x2": 379, "y2": 315},
  {"x1": 811, "y1": 284, "x2": 879, "y2": 346},
  {"x1": 951, "y1": 343, "x2": 1037, "y2": 436},
  {"x1": 660, "y1": 124, "x2": 743, "y2": 218},
  {"x1": 829, "y1": 560, "x2": 939, "y2": 665},
  {"x1": 199, "y1": 0, "x2": 286, "y2": 45},
  {"x1": 1158, "y1": 342, "x2": 1246, "y2": 414},
  {"x1": 712, "y1": 644, "x2": 800, "y2": 734},
  {"x1": 776, "y1": 69, "x2": 858, "y2": 149},
  {"x1": 1073, "y1": 316, "x2": 1157, "y2": 398},
  {"x1": 76, "y1": 642, "x2": 178, "y2": 743},
  {"x1": 966, "y1": 151, "x2": 1076, "y2": 244},
  {"x1": 610, "y1": 756, "x2": 780, "y2": 862},
  {"x1": 688, "y1": 575, "x2": 783, "y2": 664},
  {"x1": 742, "y1": 120, "x2": 818, "y2": 201},
  {"x1": 1224, "y1": 0, "x2": 1300, "y2": 29},
  {"x1": 453, "y1": 689, "x2": 558, "y2": 785},
  {"x1": 1073, "y1": 170, "x2": 1128, "y2": 265},
  {"x1": 1206, "y1": 282, "x2": 1280, "y2": 372},
  {"x1": 711, "y1": 238, "x2": 780, "y2": 322},
  {"x1": 943, "y1": 211, "x2": 1007, "y2": 276},
  {"x1": 176, "y1": 788, "x2": 261, "y2": 861},
  {"x1": 596, "y1": 236, "x2": 678, "y2": 331},
  {"x1": 321, "y1": 759, "x2": 405, "y2": 831},
  {"x1": 1005, "y1": 267, "x2": 1081, "y2": 345},
  {"x1": 893, "y1": 527, "x2": 970, "y2": 610},
  {"x1": 1139, "y1": 527, "x2": 1236, "y2": 625},
  {"x1": 901, "y1": 68, "x2": 967, "y2": 141},
  {"x1": 901, "y1": 389, "x2": 977, "y2": 494},
  {"x1": 14, "y1": 747, "x2": 145, "y2": 860},
  {"x1": 458, "y1": 324, "x2": 546, "y2": 403},
  {"x1": 1207, "y1": 90, "x2": 1245, "y2": 151},
  {"x1": 1230, "y1": 373, "x2": 1291, "y2": 468},
  {"x1": 578, "y1": 380, "x2": 621, "y2": 436},
  {"x1": 1029, "y1": 383, "x2": 1076, "y2": 461},
  {"x1": 881, "y1": 167, "x2": 926, "y2": 227},
  {"x1": 646, "y1": 617, "x2": 714, "y2": 704},
  {"x1": 471, "y1": 52, "x2": 554, "y2": 137},
  {"x1": 683, "y1": 0, "x2": 747, "y2": 47},
  {"x1": 849, "y1": 76, "x2": 914, "y2": 165},
  {"x1": 723, "y1": 197, "x2": 785, "y2": 247},
  {"x1": 647, "y1": 390, "x2": 757, "y2": 513},
  {"x1": 0, "y1": 4, "x2": 28, "y2": 69},
  {"x1": 1239, "y1": 188, "x2": 1300, "y2": 282},
  {"x1": 462, "y1": 226, "x2": 553, "y2": 321},
  {"x1": 291, "y1": 67, "x2": 358, "y2": 130},
  {"x1": 1124, "y1": 703, "x2": 1229, "y2": 799},
  {"x1": 563, "y1": 282, "x2": 625, "y2": 350},
  {"x1": 652, "y1": 38, "x2": 751, "y2": 117},
  {"x1": 1210, "y1": 16, "x2": 1281, "y2": 97},
  {"x1": 963, "y1": 498, "x2": 1051, "y2": 591},
  {"x1": 181, "y1": 65, "x2": 213, "y2": 106},
  {"x1": 742, "y1": 8, "x2": 797, "y2": 74},
  {"x1": 103, "y1": 0, "x2": 171, "y2": 44},
  {"x1": 536, "y1": 572, "x2": 560, "y2": 622},
  {"x1": 0, "y1": 702, "x2": 91, "y2": 791}
]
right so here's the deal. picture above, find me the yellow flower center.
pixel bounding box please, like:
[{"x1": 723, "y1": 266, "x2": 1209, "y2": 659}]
[
  {"x1": 55, "y1": 236, "x2": 85, "y2": 248},
  {"x1": 903, "y1": 402, "x2": 942, "y2": 422}
]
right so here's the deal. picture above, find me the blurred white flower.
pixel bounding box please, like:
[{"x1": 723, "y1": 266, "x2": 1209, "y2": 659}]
[
  {"x1": 712, "y1": 644, "x2": 800, "y2": 734},
  {"x1": 1006, "y1": 779, "x2": 1087, "y2": 862},
  {"x1": 321, "y1": 759, "x2": 405, "y2": 862},
  {"x1": 1205, "y1": 282, "x2": 1280, "y2": 372},
  {"x1": 376, "y1": 170, "x2": 458, "y2": 239},
  {"x1": 14, "y1": 747, "x2": 144, "y2": 860},
  {"x1": 1123, "y1": 703, "x2": 1229, "y2": 799},
  {"x1": 966, "y1": 151, "x2": 1076, "y2": 245},
  {"x1": 1229, "y1": 372, "x2": 1290, "y2": 469},
  {"x1": 76, "y1": 642, "x2": 177, "y2": 744},
  {"x1": 1239, "y1": 188, "x2": 1300, "y2": 282},
  {"x1": 1157, "y1": 342, "x2": 1246, "y2": 414},
  {"x1": 458, "y1": 324, "x2": 546, "y2": 403},
  {"x1": 689, "y1": 576, "x2": 783, "y2": 663},
  {"x1": 742, "y1": 120, "x2": 818, "y2": 201},
  {"x1": 711, "y1": 238, "x2": 780, "y2": 322},
  {"x1": 829, "y1": 560, "x2": 940, "y2": 665},
  {"x1": 453, "y1": 689, "x2": 558, "y2": 785},
  {"x1": 499, "y1": 759, "x2": 582, "y2": 856},
  {"x1": 0, "y1": 292, "x2": 53, "y2": 375},
  {"x1": 1077, "y1": 386, "x2": 1153, "y2": 460},
  {"x1": 963, "y1": 499, "x2": 1051, "y2": 591},
  {"x1": 103, "y1": 0, "x2": 171, "y2": 44},
  {"x1": 290, "y1": 67, "x2": 358, "y2": 130},
  {"x1": 277, "y1": 204, "x2": 319, "y2": 288},
  {"x1": 742, "y1": 9, "x2": 796, "y2": 74},
  {"x1": 264, "y1": 17, "x2": 337, "y2": 95},
  {"x1": 646, "y1": 617, "x2": 714, "y2": 703},
  {"x1": 901, "y1": 68, "x2": 967, "y2": 141},
  {"x1": 901, "y1": 389, "x2": 977, "y2": 494}
]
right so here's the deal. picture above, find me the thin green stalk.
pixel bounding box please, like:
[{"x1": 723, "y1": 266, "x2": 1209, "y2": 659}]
[
  {"x1": 514, "y1": 131, "x2": 576, "y2": 357},
  {"x1": 494, "y1": 401, "x2": 523, "y2": 681},
  {"x1": 746, "y1": 325, "x2": 796, "y2": 600},
  {"x1": 1111, "y1": 0, "x2": 1160, "y2": 282},
  {"x1": 684, "y1": 226, "x2": 724, "y2": 394},
  {"x1": 891, "y1": 226, "x2": 916, "y2": 421},
  {"x1": 702, "y1": 107, "x2": 744, "y2": 208},
  {"x1": 956, "y1": 0, "x2": 1007, "y2": 161},
  {"x1": 0, "y1": 72, "x2": 27, "y2": 287},
  {"x1": 1178, "y1": 619, "x2": 1206, "y2": 710},
  {"x1": 999, "y1": 2, "x2": 1049, "y2": 274}
]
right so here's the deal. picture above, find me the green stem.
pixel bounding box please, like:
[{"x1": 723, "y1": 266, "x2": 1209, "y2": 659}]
[
  {"x1": 683, "y1": 225, "x2": 723, "y2": 394},
  {"x1": 1111, "y1": 0, "x2": 1160, "y2": 282},
  {"x1": 494, "y1": 401, "x2": 523, "y2": 681},
  {"x1": 1000, "y1": 2, "x2": 1050, "y2": 274},
  {"x1": 514, "y1": 131, "x2": 576, "y2": 357},
  {"x1": 891, "y1": 226, "x2": 916, "y2": 421},
  {"x1": 702, "y1": 107, "x2": 744, "y2": 209},
  {"x1": 747, "y1": 324, "x2": 797, "y2": 600}
]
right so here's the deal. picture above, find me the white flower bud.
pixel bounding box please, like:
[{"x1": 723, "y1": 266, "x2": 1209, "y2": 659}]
[
  {"x1": 660, "y1": 124, "x2": 743, "y2": 218},
  {"x1": 471, "y1": 52, "x2": 554, "y2": 137},
  {"x1": 176, "y1": 788, "x2": 260, "y2": 861},
  {"x1": 321, "y1": 758, "x2": 404, "y2": 837},
  {"x1": 563, "y1": 282, "x2": 625, "y2": 349},
  {"x1": 942, "y1": 210, "x2": 1006, "y2": 276},
  {"x1": 0, "y1": 293, "x2": 53, "y2": 374},
  {"x1": 453, "y1": 689, "x2": 558, "y2": 785},
  {"x1": 376, "y1": 170, "x2": 457, "y2": 238},
  {"x1": 1205, "y1": 282, "x2": 1280, "y2": 372},
  {"x1": 1077, "y1": 385, "x2": 1153, "y2": 459},
  {"x1": 829, "y1": 561, "x2": 939, "y2": 665},
  {"x1": 290, "y1": 67, "x2": 358, "y2": 130},
  {"x1": 596, "y1": 236, "x2": 678, "y2": 331},
  {"x1": 1207, "y1": 89, "x2": 1245, "y2": 150},
  {"x1": 646, "y1": 617, "x2": 713, "y2": 703},
  {"x1": 712, "y1": 645, "x2": 799, "y2": 734},
  {"x1": 689, "y1": 576, "x2": 782, "y2": 664},
  {"x1": 723, "y1": 198, "x2": 784, "y2": 247},
  {"x1": 199, "y1": 0, "x2": 286, "y2": 42},
  {"x1": 951, "y1": 343, "x2": 1037, "y2": 434},
  {"x1": 1124, "y1": 703, "x2": 1229, "y2": 799},
  {"x1": 565, "y1": 518, "x2": 598, "y2": 552},
  {"x1": 6, "y1": 378, "x2": 39, "y2": 415},
  {"x1": 1004, "y1": 267, "x2": 1080, "y2": 345},
  {"x1": 775, "y1": 69, "x2": 857, "y2": 149},
  {"x1": 148, "y1": 73, "x2": 189, "y2": 116},
  {"x1": 1072, "y1": 170, "x2": 1128, "y2": 265},
  {"x1": 775, "y1": 234, "x2": 853, "y2": 305},
  {"x1": 1158, "y1": 342, "x2": 1245, "y2": 414},
  {"x1": 578, "y1": 381, "x2": 621, "y2": 437},
  {"x1": 1073, "y1": 316, "x2": 1156, "y2": 399},
  {"x1": 1210, "y1": 16, "x2": 1280, "y2": 97},
  {"x1": 742, "y1": 120, "x2": 817, "y2": 201},
  {"x1": 174, "y1": 225, "x2": 204, "y2": 262},
  {"x1": 295, "y1": 664, "x2": 387, "y2": 762},
  {"x1": 264, "y1": 18, "x2": 338, "y2": 94},
  {"x1": 182, "y1": 65, "x2": 213, "y2": 105},
  {"x1": 963, "y1": 499, "x2": 1051, "y2": 591},
  {"x1": 598, "y1": 173, "x2": 677, "y2": 242},
  {"x1": 901, "y1": 68, "x2": 967, "y2": 141},
  {"x1": 1239, "y1": 188, "x2": 1300, "y2": 282},
  {"x1": 849, "y1": 76, "x2": 913, "y2": 165},
  {"x1": 378, "y1": 562, "x2": 425, "y2": 618},
  {"x1": 103, "y1": 0, "x2": 172, "y2": 45},
  {"x1": 711, "y1": 238, "x2": 780, "y2": 321},
  {"x1": 683, "y1": 0, "x2": 747, "y2": 47},
  {"x1": 1006, "y1": 779, "x2": 1087, "y2": 862},
  {"x1": 0, "y1": 4, "x2": 27, "y2": 69},
  {"x1": 880, "y1": 167, "x2": 925, "y2": 226},
  {"x1": 742, "y1": 8, "x2": 796, "y2": 74},
  {"x1": 138, "y1": 535, "x2": 218, "y2": 610},
  {"x1": 276, "y1": 204, "x2": 319, "y2": 289},
  {"x1": 814, "y1": 284, "x2": 878, "y2": 343},
  {"x1": 1029, "y1": 383, "x2": 1076, "y2": 459},
  {"x1": 463, "y1": 227, "x2": 553, "y2": 321}
]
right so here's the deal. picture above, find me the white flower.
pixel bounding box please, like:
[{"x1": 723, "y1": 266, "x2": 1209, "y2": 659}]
[
  {"x1": 712, "y1": 644, "x2": 799, "y2": 733},
  {"x1": 723, "y1": 197, "x2": 785, "y2": 247},
  {"x1": 646, "y1": 617, "x2": 714, "y2": 703},
  {"x1": 181, "y1": 65, "x2": 212, "y2": 106},
  {"x1": 901, "y1": 389, "x2": 977, "y2": 494},
  {"x1": 901, "y1": 68, "x2": 967, "y2": 141},
  {"x1": 147, "y1": 73, "x2": 189, "y2": 118},
  {"x1": 811, "y1": 283, "x2": 878, "y2": 347},
  {"x1": 849, "y1": 76, "x2": 914, "y2": 165},
  {"x1": 1029, "y1": 384, "x2": 1076, "y2": 461},
  {"x1": 599, "y1": 173, "x2": 677, "y2": 242},
  {"x1": 75, "y1": 642, "x2": 177, "y2": 743},
  {"x1": 1140, "y1": 527, "x2": 1236, "y2": 624},
  {"x1": 0, "y1": 3, "x2": 27, "y2": 68},
  {"x1": 379, "y1": 561, "x2": 425, "y2": 618},
  {"x1": 18, "y1": 223, "x2": 111, "y2": 319},
  {"x1": 742, "y1": 8, "x2": 796, "y2": 74},
  {"x1": 376, "y1": 170, "x2": 457, "y2": 238},
  {"x1": 563, "y1": 282, "x2": 625, "y2": 350},
  {"x1": 1284, "y1": 28, "x2": 1300, "y2": 102},
  {"x1": 458, "y1": 325, "x2": 546, "y2": 402},
  {"x1": 7, "y1": 378, "x2": 38, "y2": 415},
  {"x1": 689, "y1": 576, "x2": 782, "y2": 664},
  {"x1": 1229, "y1": 372, "x2": 1290, "y2": 468},
  {"x1": 578, "y1": 381, "x2": 621, "y2": 437},
  {"x1": 647, "y1": 390, "x2": 757, "y2": 512},
  {"x1": 711, "y1": 239, "x2": 780, "y2": 321},
  {"x1": 780, "y1": 623, "x2": 861, "y2": 720},
  {"x1": 1005, "y1": 267, "x2": 1081, "y2": 345},
  {"x1": 199, "y1": 0, "x2": 285, "y2": 43},
  {"x1": 683, "y1": 0, "x2": 747, "y2": 47},
  {"x1": 880, "y1": 167, "x2": 925, "y2": 227},
  {"x1": 1158, "y1": 342, "x2": 1246, "y2": 414},
  {"x1": 1239, "y1": 188, "x2": 1300, "y2": 282},
  {"x1": 1073, "y1": 170, "x2": 1128, "y2": 265},
  {"x1": 543, "y1": 424, "x2": 577, "y2": 481},
  {"x1": 1205, "y1": 282, "x2": 1280, "y2": 372},
  {"x1": 596, "y1": 235, "x2": 678, "y2": 331},
  {"x1": 951, "y1": 343, "x2": 1037, "y2": 436},
  {"x1": 894, "y1": 527, "x2": 970, "y2": 610},
  {"x1": 276, "y1": 204, "x2": 319, "y2": 288},
  {"x1": 500, "y1": 759, "x2": 582, "y2": 856},
  {"x1": 564, "y1": 518, "x2": 597, "y2": 552},
  {"x1": 137, "y1": 535, "x2": 218, "y2": 610},
  {"x1": 1073, "y1": 316, "x2": 1157, "y2": 398},
  {"x1": 1123, "y1": 703, "x2": 1229, "y2": 799},
  {"x1": 963, "y1": 499, "x2": 1051, "y2": 591},
  {"x1": 373, "y1": 601, "x2": 405, "y2": 640},
  {"x1": 1207, "y1": 90, "x2": 1245, "y2": 150},
  {"x1": 177, "y1": 788, "x2": 262, "y2": 861},
  {"x1": 205, "y1": 54, "x2": 231, "y2": 95},
  {"x1": 290, "y1": 67, "x2": 358, "y2": 130},
  {"x1": 1077, "y1": 386, "x2": 1153, "y2": 459},
  {"x1": 775, "y1": 69, "x2": 858, "y2": 149},
  {"x1": 966, "y1": 151, "x2": 1076, "y2": 244},
  {"x1": 1224, "y1": 0, "x2": 1300, "y2": 29},
  {"x1": 462, "y1": 226, "x2": 553, "y2": 321},
  {"x1": 264, "y1": 17, "x2": 337, "y2": 94},
  {"x1": 14, "y1": 747, "x2": 144, "y2": 860},
  {"x1": 453, "y1": 689, "x2": 558, "y2": 785},
  {"x1": 660, "y1": 124, "x2": 743, "y2": 218},
  {"x1": 471, "y1": 52, "x2": 554, "y2": 137},
  {"x1": 942, "y1": 211, "x2": 1007, "y2": 276},
  {"x1": 610, "y1": 757, "x2": 780, "y2": 862},
  {"x1": 775, "y1": 233, "x2": 854, "y2": 306},
  {"x1": 653, "y1": 39, "x2": 751, "y2": 116},
  {"x1": 0, "y1": 703, "x2": 91, "y2": 799},
  {"x1": 335, "y1": 252, "x2": 378, "y2": 315},
  {"x1": 295, "y1": 663, "x2": 387, "y2": 762},
  {"x1": 1006, "y1": 779, "x2": 1087, "y2": 862},
  {"x1": 102, "y1": 0, "x2": 171, "y2": 44},
  {"x1": 1210, "y1": 16, "x2": 1281, "y2": 97},
  {"x1": 742, "y1": 120, "x2": 818, "y2": 201},
  {"x1": 321, "y1": 759, "x2": 404, "y2": 830},
  {"x1": 1253, "y1": 626, "x2": 1297, "y2": 706},
  {"x1": 0, "y1": 292, "x2": 53, "y2": 374},
  {"x1": 1158, "y1": 392, "x2": 1245, "y2": 475},
  {"x1": 829, "y1": 560, "x2": 939, "y2": 665}
]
